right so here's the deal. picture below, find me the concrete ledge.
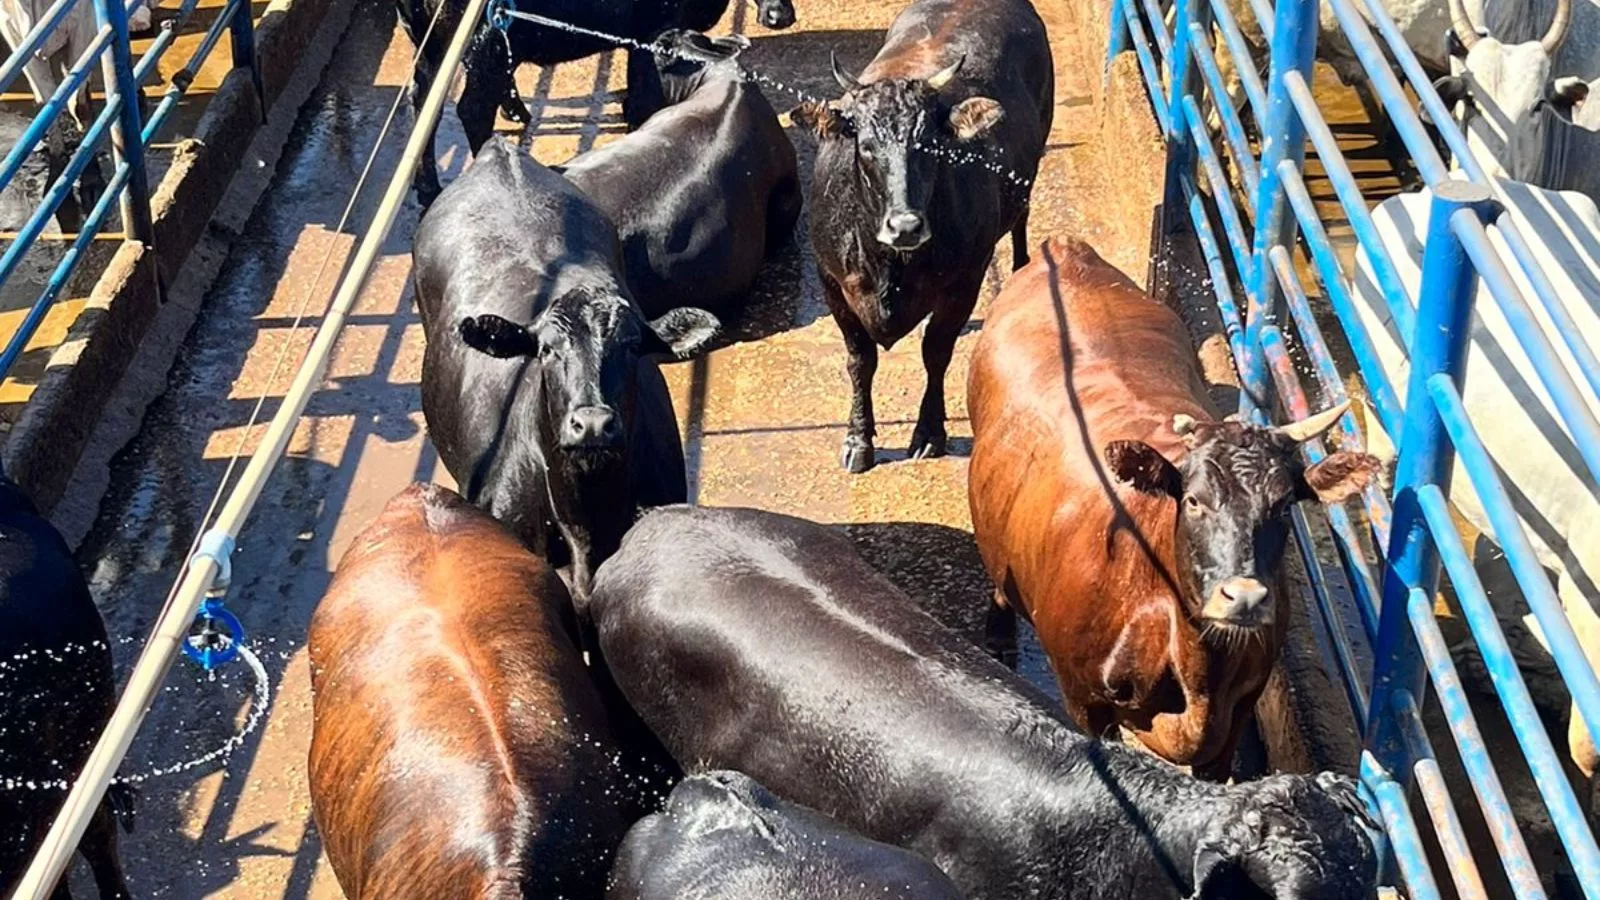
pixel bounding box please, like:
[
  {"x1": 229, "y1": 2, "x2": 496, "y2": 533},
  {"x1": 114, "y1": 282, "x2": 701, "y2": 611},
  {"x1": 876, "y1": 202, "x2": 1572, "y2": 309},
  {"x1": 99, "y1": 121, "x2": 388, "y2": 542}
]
[{"x1": 2, "y1": 0, "x2": 344, "y2": 514}]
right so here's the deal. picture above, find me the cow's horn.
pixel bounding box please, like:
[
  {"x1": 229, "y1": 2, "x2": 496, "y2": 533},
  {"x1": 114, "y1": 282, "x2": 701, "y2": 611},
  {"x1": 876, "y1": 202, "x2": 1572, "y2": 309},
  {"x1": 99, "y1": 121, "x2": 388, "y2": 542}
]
[
  {"x1": 1448, "y1": 0, "x2": 1481, "y2": 51},
  {"x1": 830, "y1": 52, "x2": 860, "y2": 91},
  {"x1": 1172, "y1": 413, "x2": 1199, "y2": 435},
  {"x1": 1275, "y1": 401, "x2": 1351, "y2": 443},
  {"x1": 926, "y1": 55, "x2": 965, "y2": 91},
  {"x1": 1542, "y1": 0, "x2": 1572, "y2": 54}
]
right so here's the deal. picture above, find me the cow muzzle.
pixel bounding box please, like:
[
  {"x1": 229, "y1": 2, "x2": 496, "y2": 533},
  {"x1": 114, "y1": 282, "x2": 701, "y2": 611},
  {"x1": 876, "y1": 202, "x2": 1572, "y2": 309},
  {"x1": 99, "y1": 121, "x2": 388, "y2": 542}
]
[
  {"x1": 1200, "y1": 577, "x2": 1273, "y2": 628},
  {"x1": 877, "y1": 211, "x2": 930, "y2": 250},
  {"x1": 560, "y1": 405, "x2": 624, "y2": 452},
  {"x1": 755, "y1": 0, "x2": 795, "y2": 28}
]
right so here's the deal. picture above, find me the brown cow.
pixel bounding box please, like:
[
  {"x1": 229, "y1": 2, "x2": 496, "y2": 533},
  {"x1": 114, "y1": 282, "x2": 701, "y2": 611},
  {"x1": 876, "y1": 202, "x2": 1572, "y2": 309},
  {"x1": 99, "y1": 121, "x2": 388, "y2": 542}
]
[
  {"x1": 967, "y1": 237, "x2": 1379, "y2": 779},
  {"x1": 308, "y1": 483, "x2": 665, "y2": 899}
]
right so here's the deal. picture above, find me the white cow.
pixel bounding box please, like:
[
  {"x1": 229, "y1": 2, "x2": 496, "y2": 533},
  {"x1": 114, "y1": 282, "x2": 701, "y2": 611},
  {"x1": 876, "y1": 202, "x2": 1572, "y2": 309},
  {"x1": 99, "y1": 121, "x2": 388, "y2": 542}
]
[
  {"x1": 1212, "y1": 0, "x2": 1483, "y2": 93},
  {"x1": 1433, "y1": 0, "x2": 1600, "y2": 202},
  {"x1": 1352, "y1": 175, "x2": 1600, "y2": 779}
]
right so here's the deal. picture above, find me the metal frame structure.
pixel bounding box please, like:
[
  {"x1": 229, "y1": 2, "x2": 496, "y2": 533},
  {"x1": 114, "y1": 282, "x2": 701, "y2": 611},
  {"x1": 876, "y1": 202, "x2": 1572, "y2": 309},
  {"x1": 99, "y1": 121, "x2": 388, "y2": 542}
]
[
  {"x1": 1110, "y1": 0, "x2": 1600, "y2": 894},
  {"x1": 0, "y1": 0, "x2": 262, "y2": 376}
]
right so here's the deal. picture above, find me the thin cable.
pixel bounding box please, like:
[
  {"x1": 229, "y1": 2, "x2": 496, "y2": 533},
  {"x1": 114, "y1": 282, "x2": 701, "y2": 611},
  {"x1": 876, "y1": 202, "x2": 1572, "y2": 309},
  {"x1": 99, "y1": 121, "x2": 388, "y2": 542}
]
[{"x1": 147, "y1": 0, "x2": 448, "y2": 636}]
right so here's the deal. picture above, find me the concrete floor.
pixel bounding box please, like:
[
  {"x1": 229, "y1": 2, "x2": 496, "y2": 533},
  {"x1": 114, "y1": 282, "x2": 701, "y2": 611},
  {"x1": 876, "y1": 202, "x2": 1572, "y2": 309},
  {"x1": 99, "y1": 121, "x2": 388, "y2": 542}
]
[{"x1": 65, "y1": 0, "x2": 1146, "y2": 894}]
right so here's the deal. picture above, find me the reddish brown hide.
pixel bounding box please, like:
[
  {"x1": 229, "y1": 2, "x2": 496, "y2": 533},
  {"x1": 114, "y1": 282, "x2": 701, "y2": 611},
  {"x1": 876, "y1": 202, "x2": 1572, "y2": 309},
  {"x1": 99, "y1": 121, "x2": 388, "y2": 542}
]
[
  {"x1": 308, "y1": 484, "x2": 645, "y2": 899},
  {"x1": 969, "y1": 237, "x2": 1297, "y2": 778}
]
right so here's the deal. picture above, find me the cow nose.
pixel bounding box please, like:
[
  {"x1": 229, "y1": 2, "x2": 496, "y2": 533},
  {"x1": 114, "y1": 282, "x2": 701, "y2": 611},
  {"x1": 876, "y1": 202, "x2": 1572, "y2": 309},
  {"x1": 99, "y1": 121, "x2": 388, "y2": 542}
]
[
  {"x1": 563, "y1": 406, "x2": 622, "y2": 449},
  {"x1": 761, "y1": 3, "x2": 794, "y2": 27},
  {"x1": 1203, "y1": 577, "x2": 1272, "y2": 626},
  {"x1": 877, "y1": 212, "x2": 929, "y2": 249}
]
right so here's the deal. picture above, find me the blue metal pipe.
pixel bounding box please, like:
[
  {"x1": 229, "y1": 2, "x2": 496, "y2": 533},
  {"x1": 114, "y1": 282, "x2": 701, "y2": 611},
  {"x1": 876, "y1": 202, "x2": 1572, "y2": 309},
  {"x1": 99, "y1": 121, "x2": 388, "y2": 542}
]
[
  {"x1": 1347, "y1": 0, "x2": 1485, "y2": 183},
  {"x1": 94, "y1": 0, "x2": 154, "y2": 246},
  {"x1": 1321, "y1": 0, "x2": 1451, "y2": 185},
  {"x1": 1392, "y1": 689, "x2": 1489, "y2": 900},
  {"x1": 1180, "y1": 172, "x2": 1247, "y2": 364},
  {"x1": 0, "y1": 0, "x2": 85, "y2": 96},
  {"x1": 1243, "y1": 0, "x2": 1274, "y2": 41},
  {"x1": 0, "y1": 94, "x2": 120, "y2": 295},
  {"x1": 1418, "y1": 486, "x2": 1600, "y2": 893},
  {"x1": 0, "y1": 163, "x2": 130, "y2": 378},
  {"x1": 1426, "y1": 374, "x2": 1600, "y2": 751},
  {"x1": 1182, "y1": 95, "x2": 1255, "y2": 286},
  {"x1": 1121, "y1": 0, "x2": 1173, "y2": 136},
  {"x1": 1360, "y1": 751, "x2": 1445, "y2": 900},
  {"x1": 141, "y1": 0, "x2": 246, "y2": 144},
  {"x1": 1404, "y1": 587, "x2": 1549, "y2": 900},
  {"x1": 132, "y1": 0, "x2": 206, "y2": 86},
  {"x1": 1259, "y1": 314, "x2": 1384, "y2": 640},
  {"x1": 1206, "y1": 0, "x2": 1267, "y2": 121},
  {"x1": 228, "y1": 0, "x2": 265, "y2": 113},
  {"x1": 1139, "y1": 0, "x2": 1172, "y2": 62},
  {"x1": 1268, "y1": 243, "x2": 1394, "y2": 548},
  {"x1": 1495, "y1": 219, "x2": 1600, "y2": 403},
  {"x1": 1106, "y1": 0, "x2": 1131, "y2": 68},
  {"x1": 1245, "y1": 0, "x2": 1317, "y2": 415},
  {"x1": 0, "y1": 28, "x2": 112, "y2": 198},
  {"x1": 1283, "y1": 71, "x2": 1416, "y2": 347},
  {"x1": 1452, "y1": 214, "x2": 1600, "y2": 488},
  {"x1": 1186, "y1": 22, "x2": 1259, "y2": 199},
  {"x1": 1294, "y1": 505, "x2": 1371, "y2": 722},
  {"x1": 1277, "y1": 159, "x2": 1405, "y2": 439},
  {"x1": 1369, "y1": 185, "x2": 1494, "y2": 787}
]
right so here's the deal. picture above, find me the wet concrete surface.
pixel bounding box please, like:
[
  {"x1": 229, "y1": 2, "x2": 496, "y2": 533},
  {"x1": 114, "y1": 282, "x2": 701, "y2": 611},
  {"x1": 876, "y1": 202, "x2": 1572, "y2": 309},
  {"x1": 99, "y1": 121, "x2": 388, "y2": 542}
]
[{"x1": 64, "y1": 0, "x2": 1232, "y2": 896}]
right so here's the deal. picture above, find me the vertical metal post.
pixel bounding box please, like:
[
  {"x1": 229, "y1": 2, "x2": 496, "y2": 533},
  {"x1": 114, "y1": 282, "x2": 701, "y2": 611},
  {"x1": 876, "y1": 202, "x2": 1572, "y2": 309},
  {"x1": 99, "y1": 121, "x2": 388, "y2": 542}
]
[
  {"x1": 1107, "y1": 0, "x2": 1131, "y2": 70},
  {"x1": 1368, "y1": 180, "x2": 1496, "y2": 797},
  {"x1": 95, "y1": 0, "x2": 154, "y2": 245},
  {"x1": 228, "y1": 0, "x2": 265, "y2": 116},
  {"x1": 1154, "y1": 0, "x2": 1206, "y2": 295},
  {"x1": 1242, "y1": 0, "x2": 1316, "y2": 416}
]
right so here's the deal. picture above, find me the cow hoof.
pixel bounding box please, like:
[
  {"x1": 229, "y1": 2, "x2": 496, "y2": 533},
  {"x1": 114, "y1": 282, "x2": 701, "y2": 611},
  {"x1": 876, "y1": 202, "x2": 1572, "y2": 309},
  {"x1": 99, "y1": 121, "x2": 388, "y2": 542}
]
[
  {"x1": 908, "y1": 429, "x2": 947, "y2": 460},
  {"x1": 840, "y1": 437, "x2": 875, "y2": 473},
  {"x1": 500, "y1": 98, "x2": 533, "y2": 125}
]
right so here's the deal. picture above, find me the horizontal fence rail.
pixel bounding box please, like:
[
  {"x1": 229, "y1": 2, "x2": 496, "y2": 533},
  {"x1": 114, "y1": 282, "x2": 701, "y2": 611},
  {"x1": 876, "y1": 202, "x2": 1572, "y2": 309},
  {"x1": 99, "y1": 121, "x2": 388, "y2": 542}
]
[
  {"x1": 1110, "y1": 0, "x2": 1600, "y2": 892},
  {"x1": 0, "y1": 0, "x2": 262, "y2": 381}
]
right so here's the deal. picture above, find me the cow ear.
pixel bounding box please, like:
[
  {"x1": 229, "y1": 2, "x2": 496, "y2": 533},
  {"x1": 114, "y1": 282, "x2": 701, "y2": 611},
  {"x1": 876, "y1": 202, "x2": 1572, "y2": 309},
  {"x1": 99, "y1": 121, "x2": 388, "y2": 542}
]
[
  {"x1": 789, "y1": 101, "x2": 847, "y2": 138},
  {"x1": 1549, "y1": 76, "x2": 1590, "y2": 111},
  {"x1": 1189, "y1": 839, "x2": 1254, "y2": 900},
  {"x1": 711, "y1": 33, "x2": 751, "y2": 57},
  {"x1": 642, "y1": 307, "x2": 720, "y2": 361},
  {"x1": 1298, "y1": 452, "x2": 1382, "y2": 504},
  {"x1": 458, "y1": 314, "x2": 538, "y2": 359},
  {"x1": 949, "y1": 97, "x2": 1004, "y2": 142},
  {"x1": 1433, "y1": 75, "x2": 1472, "y2": 110},
  {"x1": 1104, "y1": 441, "x2": 1182, "y2": 497}
]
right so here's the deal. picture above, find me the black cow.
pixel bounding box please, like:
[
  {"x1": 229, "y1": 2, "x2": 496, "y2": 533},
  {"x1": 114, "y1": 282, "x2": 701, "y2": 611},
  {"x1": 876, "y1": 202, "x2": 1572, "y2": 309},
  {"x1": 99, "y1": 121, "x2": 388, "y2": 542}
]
[
  {"x1": 415, "y1": 138, "x2": 719, "y2": 595},
  {"x1": 400, "y1": 0, "x2": 797, "y2": 207},
  {"x1": 561, "y1": 29, "x2": 801, "y2": 320},
  {"x1": 607, "y1": 770, "x2": 966, "y2": 900},
  {"x1": 0, "y1": 475, "x2": 132, "y2": 899},
  {"x1": 584, "y1": 506, "x2": 1380, "y2": 900},
  {"x1": 789, "y1": 0, "x2": 1053, "y2": 472}
]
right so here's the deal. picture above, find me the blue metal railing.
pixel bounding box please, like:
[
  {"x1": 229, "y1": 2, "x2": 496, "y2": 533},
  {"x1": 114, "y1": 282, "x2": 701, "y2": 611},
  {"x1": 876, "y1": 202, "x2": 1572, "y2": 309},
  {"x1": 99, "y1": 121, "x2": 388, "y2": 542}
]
[
  {"x1": 1109, "y1": 0, "x2": 1600, "y2": 893},
  {"x1": 0, "y1": 0, "x2": 261, "y2": 381}
]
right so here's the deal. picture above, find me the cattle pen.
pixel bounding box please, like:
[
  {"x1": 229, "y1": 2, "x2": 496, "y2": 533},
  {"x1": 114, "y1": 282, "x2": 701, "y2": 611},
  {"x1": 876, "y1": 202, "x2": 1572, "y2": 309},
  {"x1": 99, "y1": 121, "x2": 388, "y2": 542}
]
[{"x1": 0, "y1": 0, "x2": 1597, "y2": 897}]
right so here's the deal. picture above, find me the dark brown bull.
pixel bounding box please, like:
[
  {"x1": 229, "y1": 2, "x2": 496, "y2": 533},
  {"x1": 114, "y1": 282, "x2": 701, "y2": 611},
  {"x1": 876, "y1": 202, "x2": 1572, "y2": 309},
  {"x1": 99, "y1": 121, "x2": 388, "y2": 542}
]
[
  {"x1": 308, "y1": 484, "x2": 664, "y2": 899},
  {"x1": 967, "y1": 238, "x2": 1379, "y2": 779}
]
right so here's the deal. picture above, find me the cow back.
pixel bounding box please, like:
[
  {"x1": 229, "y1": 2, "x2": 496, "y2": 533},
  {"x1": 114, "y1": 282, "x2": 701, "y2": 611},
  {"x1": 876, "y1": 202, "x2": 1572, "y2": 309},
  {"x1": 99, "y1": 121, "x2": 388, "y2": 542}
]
[
  {"x1": 308, "y1": 484, "x2": 637, "y2": 899},
  {"x1": 968, "y1": 237, "x2": 1255, "y2": 762}
]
